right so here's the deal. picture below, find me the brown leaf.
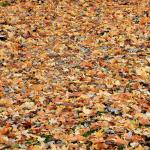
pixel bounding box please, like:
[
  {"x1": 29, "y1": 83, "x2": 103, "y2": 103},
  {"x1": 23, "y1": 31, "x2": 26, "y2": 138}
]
[{"x1": 80, "y1": 61, "x2": 93, "y2": 68}]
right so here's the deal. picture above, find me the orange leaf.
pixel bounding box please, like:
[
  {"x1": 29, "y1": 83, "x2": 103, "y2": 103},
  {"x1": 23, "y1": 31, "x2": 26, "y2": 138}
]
[
  {"x1": 140, "y1": 17, "x2": 150, "y2": 25},
  {"x1": 0, "y1": 123, "x2": 10, "y2": 135},
  {"x1": 93, "y1": 142, "x2": 107, "y2": 149},
  {"x1": 131, "y1": 135, "x2": 144, "y2": 142},
  {"x1": 139, "y1": 117, "x2": 150, "y2": 126},
  {"x1": 97, "y1": 72, "x2": 107, "y2": 79},
  {"x1": 71, "y1": 135, "x2": 85, "y2": 142},
  {"x1": 107, "y1": 136, "x2": 126, "y2": 145},
  {"x1": 81, "y1": 61, "x2": 93, "y2": 68},
  {"x1": 115, "y1": 137, "x2": 126, "y2": 145}
]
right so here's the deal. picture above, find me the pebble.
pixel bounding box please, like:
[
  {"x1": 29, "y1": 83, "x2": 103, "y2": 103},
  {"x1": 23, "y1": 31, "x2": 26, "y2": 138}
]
[
  {"x1": 105, "y1": 107, "x2": 122, "y2": 115},
  {"x1": 105, "y1": 129, "x2": 115, "y2": 134}
]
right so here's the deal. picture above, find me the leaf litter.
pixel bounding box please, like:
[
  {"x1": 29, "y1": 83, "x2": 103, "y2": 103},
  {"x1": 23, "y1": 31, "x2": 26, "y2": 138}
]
[{"x1": 0, "y1": 0, "x2": 150, "y2": 149}]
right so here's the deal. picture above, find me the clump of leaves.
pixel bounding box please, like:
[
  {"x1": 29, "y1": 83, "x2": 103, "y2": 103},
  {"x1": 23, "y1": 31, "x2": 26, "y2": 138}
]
[{"x1": 0, "y1": 1, "x2": 11, "y2": 7}]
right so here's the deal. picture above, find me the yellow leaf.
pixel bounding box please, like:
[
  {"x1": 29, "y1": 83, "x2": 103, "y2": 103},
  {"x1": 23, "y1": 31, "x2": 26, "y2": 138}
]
[
  {"x1": 136, "y1": 67, "x2": 150, "y2": 78},
  {"x1": 83, "y1": 107, "x2": 91, "y2": 115},
  {"x1": 0, "y1": 98, "x2": 12, "y2": 107},
  {"x1": 29, "y1": 145, "x2": 43, "y2": 150},
  {"x1": 95, "y1": 129, "x2": 104, "y2": 138},
  {"x1": 125, "y1": 120, "x2": 138, "y2": 130},
  {"x1": 135, "y1": 145, "x2": 145, "y2": 150},
  {"x1": 96, "y1": 103, "x2": 105, "y2": 112}
]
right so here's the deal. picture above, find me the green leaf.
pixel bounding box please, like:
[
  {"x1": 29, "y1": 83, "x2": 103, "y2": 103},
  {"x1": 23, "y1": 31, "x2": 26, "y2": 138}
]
[{"x1": 26, "y1": 140, "x2": 33, "y2": 145}]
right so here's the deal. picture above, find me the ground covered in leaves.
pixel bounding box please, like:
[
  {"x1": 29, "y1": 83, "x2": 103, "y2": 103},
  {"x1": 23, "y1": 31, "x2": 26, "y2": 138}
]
[{"x1": 0, "y1": 0, "x2": 150, "y2": 149}]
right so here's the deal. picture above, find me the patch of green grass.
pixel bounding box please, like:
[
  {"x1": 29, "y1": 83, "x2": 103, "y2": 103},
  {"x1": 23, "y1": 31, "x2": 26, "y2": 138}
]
[
  {"x1": 42, "y1": 134, "x2": 53, "y2": 143},
  {"x1": 0, "y1": 1, "x2": 11, "y2": 7},
  {"x1": 118, "y1": 146, "x2": 124, "y2": 150},
  {"x1": 82, "y1": 129, "x2": 95, "y2": 137},
  {"x1": 25, "y1": 140, "x2": 33, "y2": 145},
  {"x1": 25, "y1": 140, "x2": 40, "y2": 145},
  {"x1": 96, "y1": 111, "x2": 105, "y2": 116},
  {"x1": 13, "y1": 144, "x2": 21, "y2": 148}
]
